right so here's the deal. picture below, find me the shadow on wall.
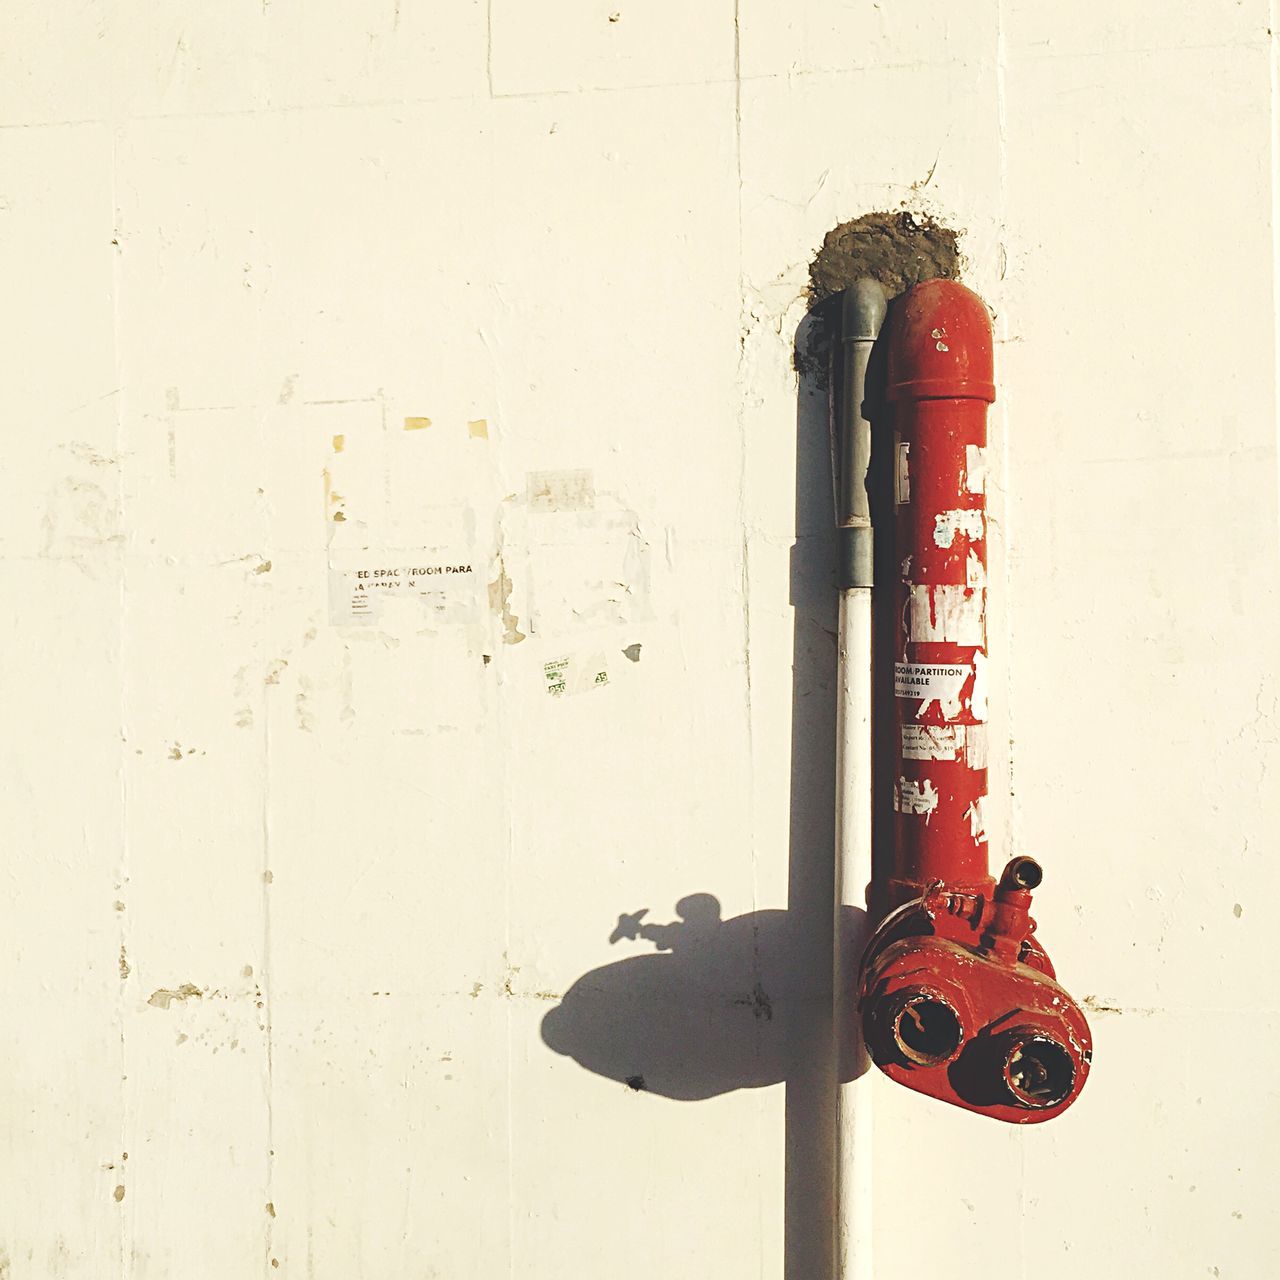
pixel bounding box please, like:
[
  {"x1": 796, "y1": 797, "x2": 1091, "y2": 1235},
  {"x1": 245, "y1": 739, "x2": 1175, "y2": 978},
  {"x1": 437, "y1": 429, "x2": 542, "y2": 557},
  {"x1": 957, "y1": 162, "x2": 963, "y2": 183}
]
[
  {"x1": 540, "y1": 214, "x2": 946, "y2": 1278},
  {"x1": 537, "y1": 303, "x2": 866, "y2": 1280},
  {"x1": 541, "y1": 896, "x2": 867, "y2": 1101}
]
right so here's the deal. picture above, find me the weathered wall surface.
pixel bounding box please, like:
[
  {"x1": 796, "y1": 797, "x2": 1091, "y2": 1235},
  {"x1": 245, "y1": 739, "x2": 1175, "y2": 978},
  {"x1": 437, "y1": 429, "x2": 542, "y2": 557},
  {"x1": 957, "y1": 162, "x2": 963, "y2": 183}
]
[{"x1": 1, "y1": 4, "x2": 1277, "y2": 1278}]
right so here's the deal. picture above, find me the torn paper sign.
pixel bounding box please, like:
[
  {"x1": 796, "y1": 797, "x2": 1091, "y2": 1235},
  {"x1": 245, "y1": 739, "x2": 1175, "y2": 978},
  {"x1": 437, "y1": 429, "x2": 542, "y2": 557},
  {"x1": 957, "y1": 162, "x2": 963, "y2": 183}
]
[
  {"x1": 528, "y1": 469, "x2": 594, "y2": 513},
  {"x1": 328, "y1": 551, "x2": 485, "y2": 626}
]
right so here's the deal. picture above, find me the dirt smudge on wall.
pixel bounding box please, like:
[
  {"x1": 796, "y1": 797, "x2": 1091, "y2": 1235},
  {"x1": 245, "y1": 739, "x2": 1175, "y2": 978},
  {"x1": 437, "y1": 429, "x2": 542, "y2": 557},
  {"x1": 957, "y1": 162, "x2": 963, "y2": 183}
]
[
  {"x1": 799, "y1": 211, "x2": 961, "y2": 383},
  {"x1": 488, "y1": 564, "x2": 526, "y2": 644},
  {"x1": 148, "y1": 983, "x2": 203, "y2": 1010},
  {"x1": 809, "y1": 210, "x2": 959, "y2": 306}
]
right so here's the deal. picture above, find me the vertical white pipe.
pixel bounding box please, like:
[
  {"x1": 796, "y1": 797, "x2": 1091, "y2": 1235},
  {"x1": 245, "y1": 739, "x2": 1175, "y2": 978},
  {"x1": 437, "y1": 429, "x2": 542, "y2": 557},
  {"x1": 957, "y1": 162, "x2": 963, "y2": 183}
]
[
  {"x1": 835, "y1": 588, "x2": 874, "y2": 1280},
  {"x1": 832, "y1": 280, "x2": 885, "y2": 1280}
]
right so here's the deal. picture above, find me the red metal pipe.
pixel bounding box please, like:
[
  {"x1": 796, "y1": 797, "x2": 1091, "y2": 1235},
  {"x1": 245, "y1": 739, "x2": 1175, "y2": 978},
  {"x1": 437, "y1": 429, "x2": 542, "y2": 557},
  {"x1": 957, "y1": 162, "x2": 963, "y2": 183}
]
[{"x1": 855, "y1": 280, "x2": 1091, "y2": 1124}]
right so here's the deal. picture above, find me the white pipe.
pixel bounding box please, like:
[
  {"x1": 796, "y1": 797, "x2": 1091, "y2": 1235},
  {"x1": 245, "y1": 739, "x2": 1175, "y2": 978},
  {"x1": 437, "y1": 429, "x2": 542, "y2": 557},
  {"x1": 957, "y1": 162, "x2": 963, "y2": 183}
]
[
  {"x1": 832, "y1": 280, "x2": 886, "y2": 1280},
  {"x1": 835, "y1": 588, "x2": 874, "y2": 1280}
]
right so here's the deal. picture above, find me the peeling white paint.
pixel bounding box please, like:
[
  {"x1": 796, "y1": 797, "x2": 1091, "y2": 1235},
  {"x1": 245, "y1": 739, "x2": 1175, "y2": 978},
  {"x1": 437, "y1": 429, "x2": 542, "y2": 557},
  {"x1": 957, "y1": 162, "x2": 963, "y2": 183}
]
[
  {"x1": 970, "y1": 649, "x2": 989, "y2": 722},
  {"x1": 966, "y1": 795, "x2": 988, "y2": 844},
  {"x1": 932, "y1": 509, "x2": 985, "y2": 549},
  {"x1": 906, "y1": 584, "x2": 985, "y2": 646},
  {"x1": 963, "y1": 722, "x2": 989, "y2": 769},
  {"x1": 965, "y1": 444, "x2": 986, "y2": 494}
]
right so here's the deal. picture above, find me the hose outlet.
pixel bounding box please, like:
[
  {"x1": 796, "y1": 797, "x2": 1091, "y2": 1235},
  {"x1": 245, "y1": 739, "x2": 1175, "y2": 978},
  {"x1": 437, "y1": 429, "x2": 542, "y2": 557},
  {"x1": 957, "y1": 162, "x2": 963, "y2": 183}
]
[
  {"x1": 889, "y1": 992, "x2": 964, "y2": 1067},
  {"x1": 1001, "y1": 1033, "x2": 1076, "y2": 1110},
  {"x1": 856, "y1": 906, "x2": 1092, "y2": 1123}
]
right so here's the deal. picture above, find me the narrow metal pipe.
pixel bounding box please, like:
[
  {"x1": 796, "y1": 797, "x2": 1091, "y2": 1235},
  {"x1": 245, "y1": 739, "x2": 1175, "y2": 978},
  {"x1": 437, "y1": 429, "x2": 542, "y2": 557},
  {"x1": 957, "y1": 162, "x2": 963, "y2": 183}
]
[{"x1": 832, "y1": 278, "x2": 886, "y2": 1280}]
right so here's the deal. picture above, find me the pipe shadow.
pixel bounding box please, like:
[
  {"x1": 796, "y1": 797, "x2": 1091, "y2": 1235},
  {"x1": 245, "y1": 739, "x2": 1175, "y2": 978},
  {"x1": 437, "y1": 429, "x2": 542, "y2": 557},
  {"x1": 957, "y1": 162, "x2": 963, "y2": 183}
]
[{"x1": 540, "y1": 300, "x2": 884, "y2": 1280}]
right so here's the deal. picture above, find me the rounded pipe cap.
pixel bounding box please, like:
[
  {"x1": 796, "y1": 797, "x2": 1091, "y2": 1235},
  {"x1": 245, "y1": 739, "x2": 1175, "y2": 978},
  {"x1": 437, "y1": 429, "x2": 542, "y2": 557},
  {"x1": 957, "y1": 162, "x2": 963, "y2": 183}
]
[{"x1": 886, "y1": 278, "x2": 996, "y2": 403}]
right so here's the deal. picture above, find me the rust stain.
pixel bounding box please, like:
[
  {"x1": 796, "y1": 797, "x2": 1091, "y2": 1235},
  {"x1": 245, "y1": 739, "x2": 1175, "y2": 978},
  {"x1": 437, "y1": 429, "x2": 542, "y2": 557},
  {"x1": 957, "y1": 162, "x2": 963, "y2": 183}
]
[
  {"x1": 147, "y1": 983, "x2": 203, "y2": 1010},
  {"x1": 487, "y1": 564, "x2": 526, "y2": 645},
  {"x1": 323, "y1": 467, "x2": 346, "y2": 523},
  {"x1": 113, "y1": 1185, "x2": 126, "y2": 1202},
  {"x1": 118, "y1": 946, "x2": 130, "y2": 981}
]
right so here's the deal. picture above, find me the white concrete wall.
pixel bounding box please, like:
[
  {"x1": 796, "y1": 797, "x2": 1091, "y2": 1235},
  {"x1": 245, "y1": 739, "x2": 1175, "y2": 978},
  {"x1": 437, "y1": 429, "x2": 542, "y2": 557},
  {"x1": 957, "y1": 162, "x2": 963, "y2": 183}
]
[{"x1": 2, "y1": 4, "x2": 1277, "y2": 1278}]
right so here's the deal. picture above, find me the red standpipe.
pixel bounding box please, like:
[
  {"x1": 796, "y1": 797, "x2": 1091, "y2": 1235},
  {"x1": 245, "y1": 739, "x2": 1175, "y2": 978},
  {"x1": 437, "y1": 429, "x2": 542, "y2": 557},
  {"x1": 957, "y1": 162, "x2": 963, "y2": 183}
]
[{"x1": 856, "y1": 280, "x2": 1091, "y2": 1123}]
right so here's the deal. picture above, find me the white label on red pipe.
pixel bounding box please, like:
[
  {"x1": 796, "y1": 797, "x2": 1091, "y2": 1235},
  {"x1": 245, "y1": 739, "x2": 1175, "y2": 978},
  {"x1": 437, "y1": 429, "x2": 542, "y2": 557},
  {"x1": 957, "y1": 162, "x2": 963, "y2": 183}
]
[
  {"x1": 895, "y1": 778, "x2": 939, "y2": 815},
  {"x1": 895, "y1": 661, "x2": 970, "y2": 702},
  {"x1": 902, "y1": 723, "x2": 965, "y2": 760}
]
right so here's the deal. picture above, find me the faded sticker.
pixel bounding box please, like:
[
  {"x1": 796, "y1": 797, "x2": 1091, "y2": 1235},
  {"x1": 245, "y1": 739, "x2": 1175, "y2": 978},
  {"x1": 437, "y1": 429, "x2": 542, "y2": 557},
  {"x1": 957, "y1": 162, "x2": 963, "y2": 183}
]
[
  {"x1": 902, "y1": 723, "x2": 965, "y2": 761},
  {"x1": 529, "y1": 469, "x2": 594, "y2": 513},
  {"x1": 895, "y1": 777, "x2": 938, "y2": 816},
  {"x1": 544, "y1": 652, "x2": 610, "y2": 698},
  {"x1": 906, "y1": 584, "x2": 984, "y2": 645},
  {"x1": 932, "y1": 509, "x2": 985, "y2": 549},
  {"x1": 328, "y1": 553, "x2": 482, "y2": 625},
  {"x1": 901, "y1": 722, "x2": 988, "y2": 765},
  {"x1": 895, "y1": 661, "x2": 970, "y2": 703}
]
